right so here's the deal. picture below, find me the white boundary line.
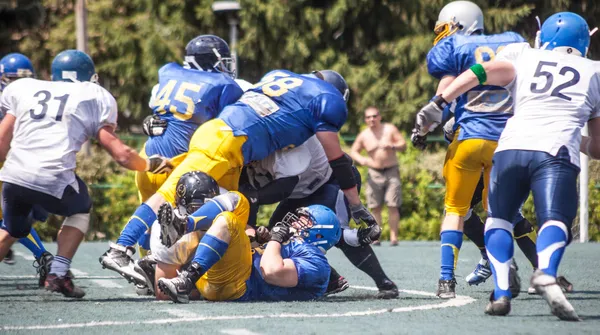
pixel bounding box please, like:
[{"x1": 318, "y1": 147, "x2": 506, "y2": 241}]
[
  {"x1": 0, "y1": 275, "x2": 122, "y2": 280},
  {"x1": 0, "y1": 286, "x2": 476, "y2": 331}
]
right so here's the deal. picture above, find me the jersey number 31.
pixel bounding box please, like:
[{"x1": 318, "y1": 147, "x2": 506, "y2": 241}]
[{"x1": 29, "y1": 90, "x2": 70, "y2": 121}]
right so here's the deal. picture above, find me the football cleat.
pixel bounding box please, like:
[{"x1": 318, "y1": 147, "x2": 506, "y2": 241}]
[
  {"x1": 134, "y1": 255, "x2": 157, "y2": 295},
  {"x1": 377, "y1": 279, "x2": 399, "y2": 299},
  {"x1": 34, "y1": 251, "x2": 55, "y2": 288},
  {"x1": 157, "y1": 271, "x2": 195, "y2": 304},
  {"x1": 158, "y1": 202, "x2": 187, "y2": 248},
  {"x1": 531, "y1": 269, "x2": 580, "y2": 321},
  {"x1": 45, "y1": 274, "x2": 85, "y2": 298},
  {"x1": 325, "y1": 275, "x2": 349, "y2": 296},
  {"x1": 99, "y1": 242, "x2": 146, "y2": 285},
  {"x1": 466, "y1": 258, "x2": 492, "y2": 286},
  {"x1": 484, "y1": 292, "x2": 511, "y2": 316},
  {"x1": 528, "y1": 274, "x2": 573, "y2": 294},
  {"x1": 436, "y1": 278, "x2": 457, "y2": 299},
  {"x1": 509, "y1": 259, "x2": 521, "y2": 298},
  {"x1": 3, "y1": 248, "x2": 16, "y2": 265}
]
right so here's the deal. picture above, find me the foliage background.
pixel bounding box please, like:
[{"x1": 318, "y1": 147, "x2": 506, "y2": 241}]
[{"x1": 3, "y1": 0, "x2": 600, "y2": 241}]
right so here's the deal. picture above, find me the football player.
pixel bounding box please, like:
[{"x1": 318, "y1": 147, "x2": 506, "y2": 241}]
[
  {"x1": 0, "y1": 53, "x2": 63, "y2": 287},
  {"x1": 0, "y1": 49, "x2": 171, "y2": 298},
  {"x1": 111, "y1": 68, "x2": 376, "y2": 271},
  {"x1": 154, "y1": 171, "x2": 339, "y2": 303},
  {"x1": 412, "y1": 0, "x2": 528, "y2": 298},
  {"x1": 239, "y1": 136, "x2": 398, "y2": 299},
  {"x1": 424, "y1": 12, "x2": 596, "y2": 320},
  {"x1": 99, "y1": 35, "x2": 243, "y2": 285}
]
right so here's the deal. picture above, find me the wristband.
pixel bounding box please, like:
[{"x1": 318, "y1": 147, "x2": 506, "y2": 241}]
[
  {"x1": 470, "y1": 63, "x2": 487, "y2": 85},
  {"x1": 431, "y1": 95, "x2": 449, "y2": 109}
]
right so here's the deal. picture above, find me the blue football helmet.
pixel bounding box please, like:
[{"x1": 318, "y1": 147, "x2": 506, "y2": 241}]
[
  {"x1": 539, "y1": 12, "x2": 590, "y2": 57},
  {"x1": 0, "y1": 53, "x2": 34, "y2": 91},
  {"x1": 312, "y1": 70, "x2": 350, "y2": 102},
  {"x1": 184, "y1": 35, "x2": 236, "y2": 79},
  {"x1": 51, "y1": 50, "x2": 98, "y2": 82},
  {"x1": 283, "y1": 205, "x2": 342, "y2": 253}
]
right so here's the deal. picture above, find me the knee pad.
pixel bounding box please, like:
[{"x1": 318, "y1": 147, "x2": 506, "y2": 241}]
[
  {"x1": 539, "y1": 220, "x2": 571, "y2": 244},
  {"x1": 484, "y1": 217, "x2": 513, "y2": 235},
  {"x1": 62, "y1": 213, "x2": 90, "y2": 234}
]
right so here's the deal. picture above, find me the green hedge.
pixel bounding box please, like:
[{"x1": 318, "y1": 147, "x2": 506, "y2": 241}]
[{"x1": 32, "y1": 140, "x2": 600, "y2": 242}]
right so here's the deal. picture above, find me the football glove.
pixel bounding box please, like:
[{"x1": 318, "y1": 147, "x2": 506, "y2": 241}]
[
  {"x1": 142, "y1": 115, "x2": 168, "y2": 136},
  {"x1": 443, "y1": 117, "x2": 456, "y2": 143},
  {"x1": 411, "y1": 128, "x2": 428, "y2": 150},
  {"x1": 146, "y1": 155, "x2": 173, "y2": 174},
  {"x1": 414, "y1": 95, "x2": 448, "y2": 134},
  {"x1": 357, "y1": 224, "x2": 382, "y2": 245},
  {"x1": 270, "y1": 222, "x2": 294, "y2": 244},
  {"x1": 350, "y1": 203, "x2": 378, "y2": 228},
  {"x1": 255, "y1": 226, "x2": 271, "y2": 244}
]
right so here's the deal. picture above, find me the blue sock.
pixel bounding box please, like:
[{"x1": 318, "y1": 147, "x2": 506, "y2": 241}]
[
  {"x1": 191, "y1": 234, "x2": 229, "y2": 273},
  {"x1": 138, "y1": 230, "x2": 151, "y2": 251},
  {"x1": 186, "y1": 200, "x2": 227, "y2": 233},
  {"x1": 117, "y1": 204, "x2": 156, "y2": 247},
  {"x1": 440, "y1": 230, "x2": 463, "y2": 280},
  {"x1": 484, "y1": 218, "x2": 514, "y2": 299},
  {"x1": 19, "y1": 227, "x2": 47, "y2": 259},
  {"x1": 536, "y1": 221, "x2": 568, "y2": 277}
]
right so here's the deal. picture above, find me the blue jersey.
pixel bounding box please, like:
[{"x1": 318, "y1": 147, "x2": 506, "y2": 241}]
[
  {"x1": 240, "y1": 240, "x2": 330, "y2": 301},
  {"x1": 218, "y1": 70, "x2": 348, "y2": 163},
  {"x1": 145, "y1": 63, "x2": 243, "y2": 158},
  {"x1": 427, "y1": 32, "x2": 526, "y2": 141}
]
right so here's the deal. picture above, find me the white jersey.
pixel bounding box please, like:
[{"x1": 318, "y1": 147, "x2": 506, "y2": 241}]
[
  {"x1": 246, "y1": 136, "x2": 332, "y2": 199},
  {"x1": 495, "y1": 43, "x2": 600, "y2": 167},
  {"x1": 0, "y1": 78, "x2": 118, "y2": 198}
]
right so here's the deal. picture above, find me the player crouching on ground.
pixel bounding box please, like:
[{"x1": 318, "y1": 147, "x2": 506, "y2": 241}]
[
  {"x1": 417, "y1": 12, "x2": 596, "y2": 320},
  {"x1": 148, "y1": 171, "x2": 339, "y2": 303}
]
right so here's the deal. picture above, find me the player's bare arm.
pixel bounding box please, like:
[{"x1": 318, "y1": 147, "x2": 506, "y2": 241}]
[
  {"x1": 436, "y1": 75, "x2": 457, "y2": 95},
  {"x1": 0, "y1": 114, "x2": 15, "y2": 162},
  {"x1": 260, "y1": 241, "x2": 299, "y2": 288},
  {"x1": 581, "y1": 117, "x2": 600, "y2": 159},
  {"x1": 439, "y1": 61, "x2": 516, "y2": 103}
]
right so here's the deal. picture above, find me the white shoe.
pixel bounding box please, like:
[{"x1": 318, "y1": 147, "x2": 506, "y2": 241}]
[
  {"x1": 99, "y1": 242, "x2": 146, "y2": 285},
  {"x1": 530, "y1": 270, "x2": 580, "y2": 321}
]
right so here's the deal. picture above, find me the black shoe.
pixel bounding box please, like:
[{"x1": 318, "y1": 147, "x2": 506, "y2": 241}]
[
  {"x1": 34, "y1": 251, "x2": 54, "y2": 288},
  {"x1": 4, "y1": 248, "x2": 15, "y2": 265},
  {"x1": 157, "y1": 271, "x2": 196, "y2": 303},
  {"x1": 325, "y1": 275, "x2": 349, "y2": 296},
  {"x1": 436, "y1": 278, "x2": 457, "y2": 299},
  {"x1": 134, "y1": 255, "x2": 157, "y2": 294},
  {"x1": 158, "y1": 202, "x2": 187, "y2": 248},
  {"x1": 509, "y1": 259, "x2": 521, "y2": 298},
  {"x1": 376, "y1": 279, "x2": 399, "y2": 299},
  {"x1": 45, "y1": 274, "x2": 86, "y2": 298},
  {"x1": 485, "y1": 292, "x2": 511, "y2": 316},
  {"x1": 99, "y1": 242, "x2": 146, "y2": 284}
]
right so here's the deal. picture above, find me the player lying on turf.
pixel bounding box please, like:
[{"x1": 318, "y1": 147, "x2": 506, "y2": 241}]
[
  {"x1": 417, "y1": 11, "x2": 596, "y2": 320},
  {"x1": 0, "y1": 53, "x2": 61, "y2": 285},
  {"x1": 99, "y1": 34, "x2": 243, "y2": 287},
  {"x1": 140, "y1": 171, "x2": 339, "y2": 303},
  {"x1": 239, "y1": 135, "x2": 398, "y2": 298},
  {"x1": 0, "y1": 50, "x2": 171, "y2": 298},
  {"x1": 412, "y1": 0, "x2": 526, "y2": 299}
]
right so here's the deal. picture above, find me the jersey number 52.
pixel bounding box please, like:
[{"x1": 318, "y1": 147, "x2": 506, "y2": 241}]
[{"x1": 530, "y1": 61, "x2": 580, "y2": 101}]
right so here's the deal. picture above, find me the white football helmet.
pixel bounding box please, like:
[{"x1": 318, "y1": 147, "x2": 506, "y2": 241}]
[{"x1": 434, "y1": 1, "x2": 484, "y2": 45}]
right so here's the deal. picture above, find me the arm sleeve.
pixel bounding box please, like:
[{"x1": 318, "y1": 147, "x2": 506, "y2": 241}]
[
  {"x1": 254, "y1": 176, "x2": 299, "y2": 205},
  {"x1": 426, "y1": 38, "x2": 458, "y2": 79},
  {"x1": 311, "y1": 93, "x2": 348, "y2": 133}
]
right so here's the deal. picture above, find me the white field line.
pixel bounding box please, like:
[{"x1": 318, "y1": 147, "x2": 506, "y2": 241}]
[
  {"x1": 0, "y1": 275, "x2": 121, "y2": 280},
  {"x1": 0, "y1": 287, "x2": 476, "y2": 331},
  {"x1": 221, "y1": 329, "x2": 262, "y2": 335},
  {"x1": 164, "y1": 309, "x2": 201, "y2": 318},
  {"x1": 70, "y1": 268, "x2": 123, "y2": 289},
  {"x1": 13, "y1": 251, "x2": 35, "y2": 261}
]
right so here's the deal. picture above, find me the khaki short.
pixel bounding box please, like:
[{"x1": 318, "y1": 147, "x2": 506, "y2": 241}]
[{"x1": 366, "y1": 166, "x2": 402, "y2": 208}]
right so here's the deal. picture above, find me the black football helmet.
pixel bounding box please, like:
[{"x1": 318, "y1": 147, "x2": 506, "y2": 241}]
[
  {"x1": 312, "y1": 70, "x2": 350, "y2": 102},
  {"x1": 175, "y1": 171, "x2": 220, "y2": 215},
  {"x1": 184, "y1": 35, "x2": 236, "y2": 78}
]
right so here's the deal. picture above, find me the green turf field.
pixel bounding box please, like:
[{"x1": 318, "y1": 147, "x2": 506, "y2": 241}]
[{"x1": 1, "y1": 241, "x2": 599, "y2": 334}]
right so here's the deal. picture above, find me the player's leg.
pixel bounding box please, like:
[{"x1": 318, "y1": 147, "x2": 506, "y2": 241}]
[
  {"x1": 529, "y1": 147, "x2": 579, "y2": 321},
  {"x1": 438, "y1": 139, "x2": 484, "y2": 298},
  {"x1": 513, "y1": 213, "x2": 538, "y2": 269},
  {"x1": 0, "y1": 182, "x2": 34, "y2": 261},
  {"x1": 158, "y1": 212, "x2": 252, "y2": 303},
  {"x1": 484, "y1": 150, "x2": 530, "y2": 316},
  {"x1": 463, "y1": 173, "x2": 491, "y2": 284}
]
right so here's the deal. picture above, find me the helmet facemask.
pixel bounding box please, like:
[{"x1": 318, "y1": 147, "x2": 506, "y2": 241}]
[
  {"x1": 434, "y1": 17, "x2": 481, "y2": 45},
  {"x1": 184, "y1": 48, "x2": 236, "y2": 79},
  {"x1": 281, "y1": 208, "x2": 316, "y2": 239}
]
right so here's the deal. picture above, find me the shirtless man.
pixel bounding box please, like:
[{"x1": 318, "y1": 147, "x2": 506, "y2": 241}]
[{"x1": 350, "y1": 107, "x2": 406, "y2": 245}]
